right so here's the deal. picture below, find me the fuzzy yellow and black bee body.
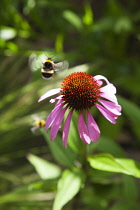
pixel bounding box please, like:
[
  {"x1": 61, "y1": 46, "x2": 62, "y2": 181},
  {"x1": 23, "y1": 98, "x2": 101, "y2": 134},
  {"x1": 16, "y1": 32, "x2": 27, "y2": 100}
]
[
  {"x1": 31, "y1": 117, "x2": 45, "y2": 134},
  {"x1": 34, "y1": 120, "x2": 45, "y2": 128},
  {"x1": 41, "y1": 58, "x2": 69, "y2": 80}
]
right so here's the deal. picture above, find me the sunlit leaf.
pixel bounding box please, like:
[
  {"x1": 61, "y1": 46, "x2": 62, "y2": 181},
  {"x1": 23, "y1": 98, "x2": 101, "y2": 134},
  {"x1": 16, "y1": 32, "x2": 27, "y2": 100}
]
[
  {"x1": 63, "y1": 10, "x2": 83, "y2": 30},
  {"x1": 0, "y1": 27, "x2": 17, "y2": 40},
  {"x1": 53, "y1": 169, "x2": 84, "y2": 210},
  {"x1": 27, "y1": 153, "x2": 61, "y2": 179},
  {"x1": 55, "y1": 33, "x2": 63, "y2": 52},
  {"x1": 88, "y1": 153, "x2": 140, "y2": 178},
  {"x1": 6, "y1": 42, "x2": 18, "y2": 52},
  {"x1": 83, "y1": 2, "x2": 94, "y2": 25},
  {"x1": 0, "y1": 191, "x2": 54, "y2": 204}
]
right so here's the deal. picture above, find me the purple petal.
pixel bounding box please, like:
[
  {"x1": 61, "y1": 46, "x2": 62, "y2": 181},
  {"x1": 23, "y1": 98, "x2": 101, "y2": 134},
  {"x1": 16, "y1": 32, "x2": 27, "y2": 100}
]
[
  {"x1": 62, "y1": 110, "x2": 73, "y2": 147},
  {"x1": 50, "y1": 107, "x2": 67, "y2": 141},
  {"x1": 99, "y1": 91, "x2": 117, "y2": 104},
  {"x1": 96, "y1": 103, "x2": 118, "y2": 124},
  {"x1": 38, "y1": 88, "x2": 61, "y2": 102},
  {"x1": 95, "y1": 80, "x2": 103, "y2": 86},
  {"x1": 100, "y1": 84, "x2": 116, "y2": 94},
  {"x1": 98, "y1": 99, "x2": 121, "y2": 116},
  {"x1": 78, "y1": 111, "x2": 91, "y2": 144},
  {"x1": 50, "y1": 95, "x2": 63, "y2": 103},
  {"x1": 94, "y1": 75, "x2": 110, "y2": 85},
  {"x1": 87, "y1": 111, "x2": 100, "y2": 142},
  {"x1": 45, "y1": 100, "x2": 64, "y2": 130}
]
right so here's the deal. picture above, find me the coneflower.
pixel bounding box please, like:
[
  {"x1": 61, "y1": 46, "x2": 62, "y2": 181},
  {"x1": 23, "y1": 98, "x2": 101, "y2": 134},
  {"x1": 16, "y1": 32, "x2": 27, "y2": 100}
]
[{"x1": 38, "y1": 72, "x2": 121, "y2": 147}]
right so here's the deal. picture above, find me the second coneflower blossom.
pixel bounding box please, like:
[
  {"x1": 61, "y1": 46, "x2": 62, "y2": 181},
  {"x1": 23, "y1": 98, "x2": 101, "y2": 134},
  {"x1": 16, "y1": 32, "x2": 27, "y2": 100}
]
[{"x1": 38, "y1": 72, "x2": 121, "y2": 147}]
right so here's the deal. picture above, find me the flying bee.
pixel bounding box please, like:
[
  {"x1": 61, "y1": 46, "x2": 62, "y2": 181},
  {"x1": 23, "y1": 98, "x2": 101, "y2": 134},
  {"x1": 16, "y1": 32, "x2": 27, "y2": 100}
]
[
  {"x1": 31, "y1": 115, "x2": 45, "y2": 134},
  {"x1": 34, "y1": 119, "x2": 45, "y2": 128},
  {"x1": 41, "y1": 58, "x2": 69, "y2": 79}
]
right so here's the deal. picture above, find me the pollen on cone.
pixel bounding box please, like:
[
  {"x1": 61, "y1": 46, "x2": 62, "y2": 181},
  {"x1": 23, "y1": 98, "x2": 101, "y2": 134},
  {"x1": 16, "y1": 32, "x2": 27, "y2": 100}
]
[{"x1": 60, "y1": 72, "x2": 100, "y2": 111}]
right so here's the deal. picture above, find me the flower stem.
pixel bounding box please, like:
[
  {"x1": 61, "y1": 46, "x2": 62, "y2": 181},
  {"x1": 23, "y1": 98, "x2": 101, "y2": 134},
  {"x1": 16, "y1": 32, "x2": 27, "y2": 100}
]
[{"x1": 82, "y1": 143, "x2": 88, "y2": 170}]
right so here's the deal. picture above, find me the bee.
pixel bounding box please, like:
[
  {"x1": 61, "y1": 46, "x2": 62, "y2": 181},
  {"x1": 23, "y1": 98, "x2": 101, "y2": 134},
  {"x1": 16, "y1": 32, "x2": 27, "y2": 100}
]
[
  {"x1": 34, "y1": 119, "x2": 45, "y2": 128},
  {"x1": 31, "y1": 115, "x2": 45, "y2": 134},
  {"x1": 41, "y1": 57, "x2": 69, "y2": 79}
]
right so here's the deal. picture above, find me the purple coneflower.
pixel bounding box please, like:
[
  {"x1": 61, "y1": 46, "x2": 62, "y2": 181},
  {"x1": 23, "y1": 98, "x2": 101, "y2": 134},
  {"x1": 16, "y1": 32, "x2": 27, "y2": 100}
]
[{"x1": 38, "y1": 72, "x2": 121, "y2": 147}]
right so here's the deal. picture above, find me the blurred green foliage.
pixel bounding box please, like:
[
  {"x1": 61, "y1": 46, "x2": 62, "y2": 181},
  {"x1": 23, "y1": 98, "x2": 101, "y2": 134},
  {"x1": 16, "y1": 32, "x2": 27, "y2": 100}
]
[{"x1": 0, "y1": 0, "x2": 140, "y2": 209}]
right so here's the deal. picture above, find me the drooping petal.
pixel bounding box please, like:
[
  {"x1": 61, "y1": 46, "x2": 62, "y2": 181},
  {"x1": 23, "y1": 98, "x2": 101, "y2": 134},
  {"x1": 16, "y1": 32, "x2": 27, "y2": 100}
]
[
  {"x1": 99, "y1": 92, "x2": 118, "y2": 104},
  {"x1": 50, "y1": 107, "x2": 67, "y2": 141},
  {"x1": 100, "y1": 84, "x2": 116, "y2": 95},
  {"x1": 45, "y1": 100, "x2": 64, "y2": 130},
  {"x1": 94, "y1": 75, "x2": 110, "y2": 85},
  {"x1": 96, "y1": 103, "x2": 118, "y2": 124},
  {"x1": 78, "y1": 111, "x2": 91, "y2": 144},
  {"x1": 62, "y1": 110, "x2": 73, "y2": 147},
  {"x1": 87, "y1": 111, "x2": 100, "y2": 142},
  {"x1": 38, "y1": 88, "x2": 61, "y2": 102},
  {"x1": 98, "y1": 99, "x2": 121, "y2": 116}
]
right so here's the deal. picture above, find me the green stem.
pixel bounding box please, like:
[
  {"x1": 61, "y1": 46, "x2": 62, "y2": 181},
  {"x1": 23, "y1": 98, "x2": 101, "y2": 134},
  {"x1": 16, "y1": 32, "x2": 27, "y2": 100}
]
[{"x1": 82, "y1": 143, "x2": 88, "y2": 170}]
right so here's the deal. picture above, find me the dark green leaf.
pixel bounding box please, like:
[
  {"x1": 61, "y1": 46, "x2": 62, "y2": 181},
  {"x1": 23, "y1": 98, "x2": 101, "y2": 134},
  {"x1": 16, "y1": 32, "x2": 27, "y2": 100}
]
[
  {"x1": 41, "y1": 128, "x2": 77, "y2": 167},
  {"x1": 123, "y1": 175, "x2": 139, "y2": 201},
  {"x1": 89, "y1": 136, "x2": 125, "y2": 157},
  {"x1": 118, "y1": 96, "x2": 140, "y2": 138}
]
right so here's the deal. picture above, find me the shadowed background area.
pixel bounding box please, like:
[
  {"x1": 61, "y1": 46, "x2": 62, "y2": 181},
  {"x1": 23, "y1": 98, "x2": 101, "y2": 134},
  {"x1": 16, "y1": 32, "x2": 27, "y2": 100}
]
[{"x1": 0, "y1": 0, "x2": 140, "y2": 209}]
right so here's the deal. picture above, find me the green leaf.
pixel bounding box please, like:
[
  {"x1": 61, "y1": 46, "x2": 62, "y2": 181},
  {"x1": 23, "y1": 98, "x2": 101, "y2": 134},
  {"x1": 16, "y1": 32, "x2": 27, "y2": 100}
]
[
  {"x1": 7, "y1": 41, "x2": 18, "y2": 52},
  {"x1": 55, "y1": 33, "x2": 63, "y2": 52},
  {"x1": 123, "y1": 175, "x2": 139, "y2": 201},
  {"x1": 88, "y1": 136, "x2": 125, "y2": 157},
  {"x1": 53, "y1": 169, "x2": 84, "y2": 210},
  {"x1": 83, "y1": 2, "x2": 94, "y2": 25},
  {"x1": 27, "y1": 153, "x2": 61, "y2": 180},
  {"x1": 107, "y1": 0, "x2": 123, "y2": 17},
  {"x1": 118, "y1": 95, "x2": 140, "y2": 139},
  {"x1": 114, "y1": 17, "x2": 133, "y2": 33},
  {"x1": 63, "y1": 10, "x2": 83, "y2": 31},
  {"x1": 118, "y1": 96, "x2": 140, "y2": 124},
  {"x1": 0, "y1": 27, "x2": 17, "y2": 40},
  {"x1": 0, "y1": 180, "x2": 56, "y2": 204},
  {"x1": 41, "y1": 128, "x2": 77, "y2": 167},
  {"x1": 110, "y1": 201, "x2": 138, "y2": 210},
  {"x1": 88, "y1": 153, "x2": 140, "y2": 178},
  {"x1": 98, "y1": 114, "x2": 123, "y2": 140}
]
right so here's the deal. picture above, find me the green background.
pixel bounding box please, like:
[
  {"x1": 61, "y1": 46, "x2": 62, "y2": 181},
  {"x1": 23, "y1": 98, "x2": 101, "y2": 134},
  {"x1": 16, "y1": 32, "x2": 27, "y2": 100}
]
[{"x1": 0, "y1": 0, "x2": 140, "y2": 209}]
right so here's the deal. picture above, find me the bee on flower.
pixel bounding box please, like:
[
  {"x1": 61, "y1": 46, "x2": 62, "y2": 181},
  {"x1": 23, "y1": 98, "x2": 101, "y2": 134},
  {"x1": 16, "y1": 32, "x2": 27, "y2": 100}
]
[{"x1": 38, "y1": 72, "x2": 121, "y2": 147}]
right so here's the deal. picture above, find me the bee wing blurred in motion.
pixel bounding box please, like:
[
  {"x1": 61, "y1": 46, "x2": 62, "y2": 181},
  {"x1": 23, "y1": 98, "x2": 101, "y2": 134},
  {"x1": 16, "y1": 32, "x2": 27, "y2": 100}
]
[
  {"x1": 54, "y1": 60, "x2": 69, "y2": 72},
  {"x1": 29, "y1": 53, "x2": 47, "y2": 72}
]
